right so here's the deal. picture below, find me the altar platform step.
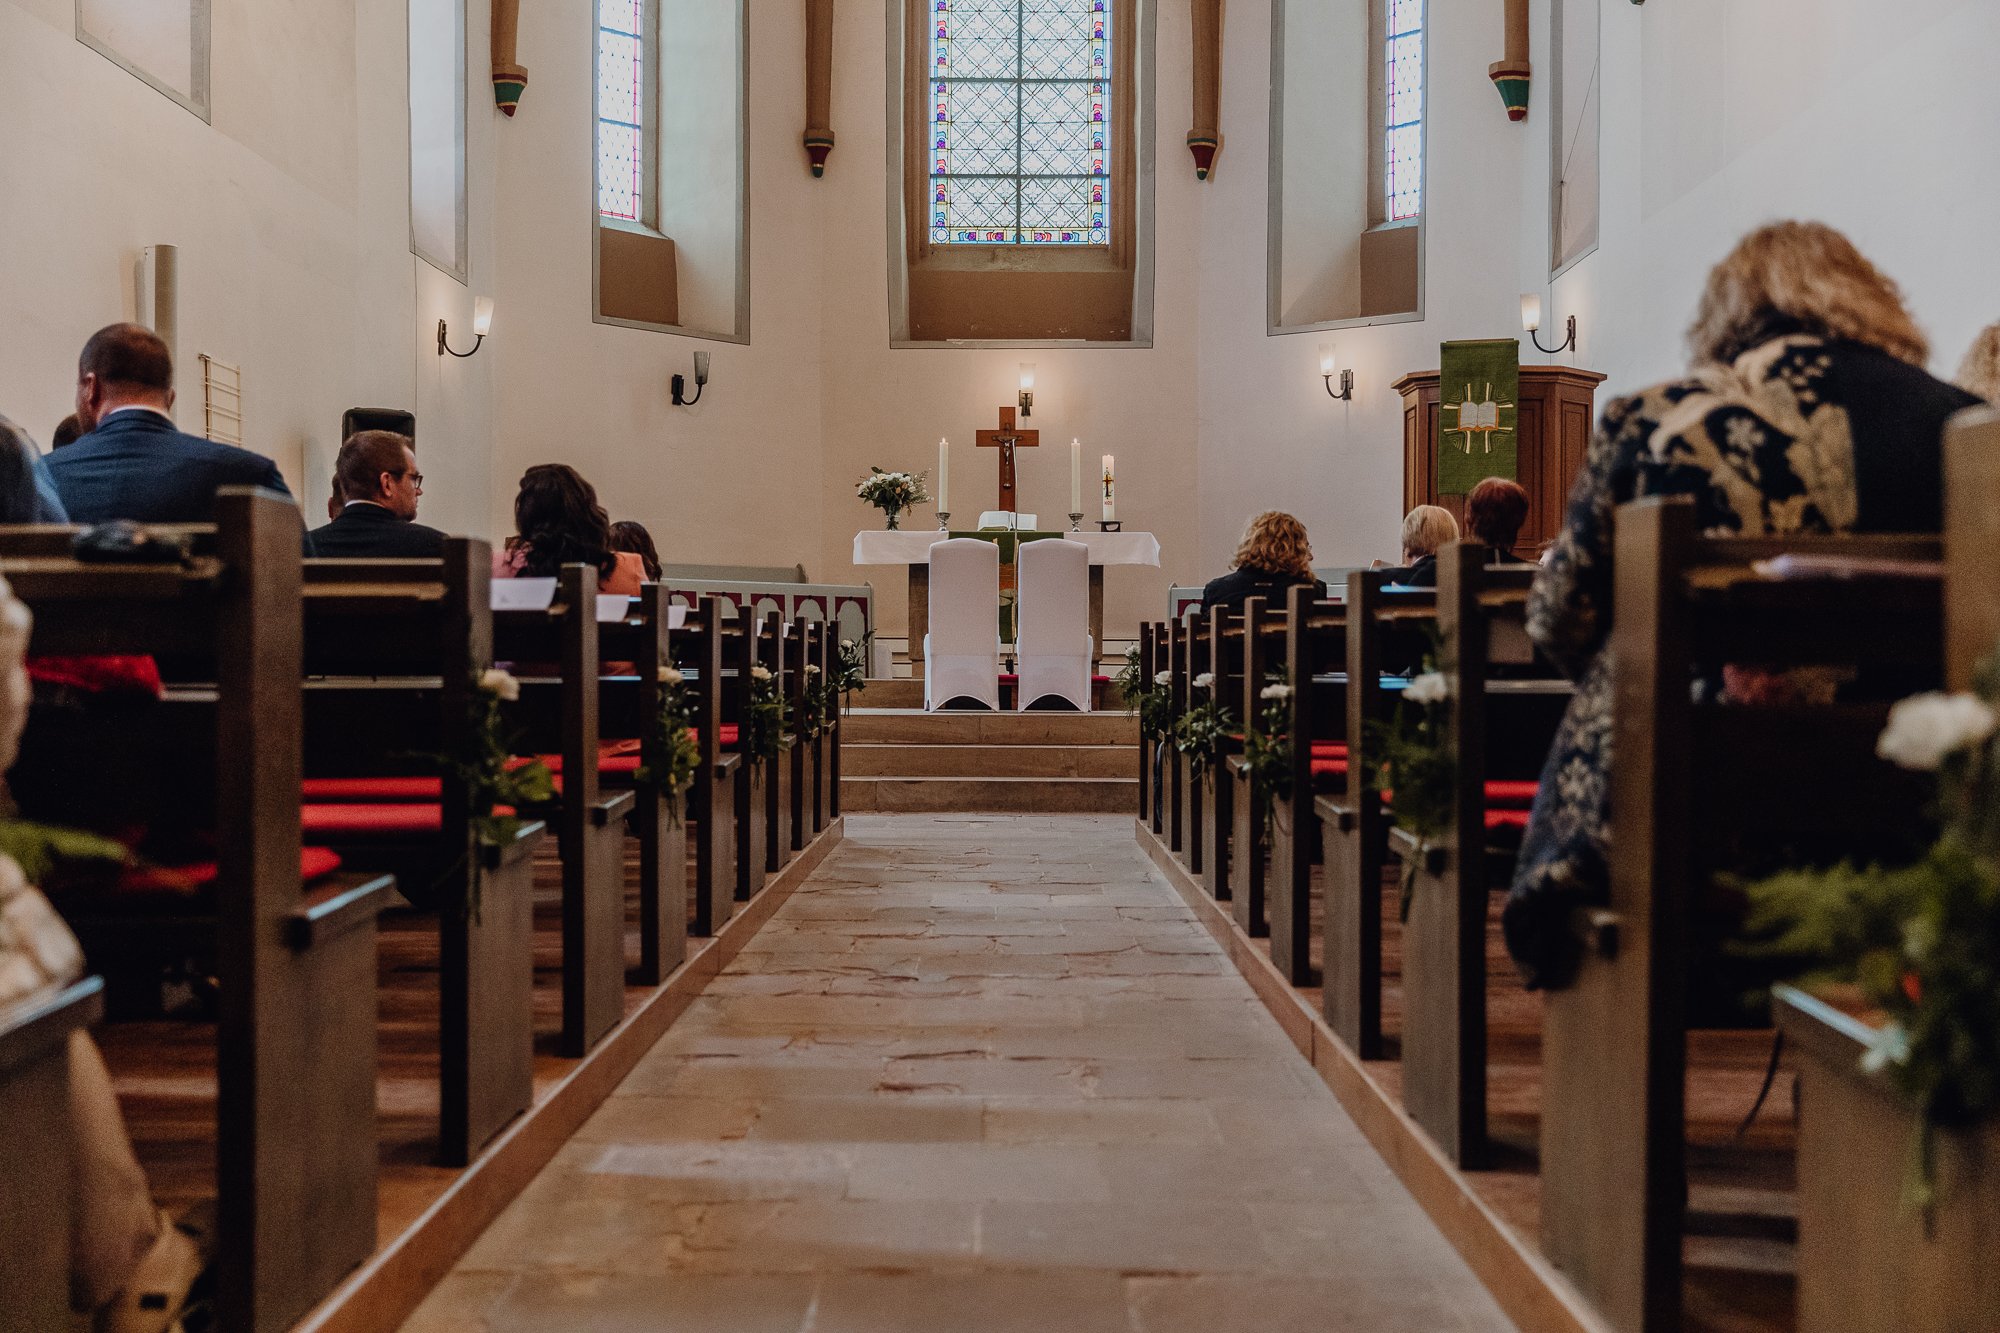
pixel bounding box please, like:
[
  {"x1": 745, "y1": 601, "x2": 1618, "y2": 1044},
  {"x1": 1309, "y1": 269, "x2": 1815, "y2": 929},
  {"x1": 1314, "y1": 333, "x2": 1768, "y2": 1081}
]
[
  {"x1": 838, "y1": 706, "x2": 1139, "y2": 813},
  {"x1": 840, "y1": 708, "x2": 1137, "y2": 746},
  {"x1": 841, "y1": 774, "x2": 1134, "y2": 814}
]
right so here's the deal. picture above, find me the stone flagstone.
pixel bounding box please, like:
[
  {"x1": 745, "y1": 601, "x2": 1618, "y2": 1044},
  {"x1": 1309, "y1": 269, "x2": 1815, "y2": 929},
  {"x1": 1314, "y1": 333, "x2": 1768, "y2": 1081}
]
[{"x1": 402, "y1": 814, "x2": 1515, "y2": 1332}]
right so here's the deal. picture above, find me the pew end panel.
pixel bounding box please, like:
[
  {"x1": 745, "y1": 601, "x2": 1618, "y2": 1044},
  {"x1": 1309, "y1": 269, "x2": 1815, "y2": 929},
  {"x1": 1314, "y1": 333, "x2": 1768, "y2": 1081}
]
[{"x1": 1776, "y1": 985, "x2": 2000, "y2": 1333}]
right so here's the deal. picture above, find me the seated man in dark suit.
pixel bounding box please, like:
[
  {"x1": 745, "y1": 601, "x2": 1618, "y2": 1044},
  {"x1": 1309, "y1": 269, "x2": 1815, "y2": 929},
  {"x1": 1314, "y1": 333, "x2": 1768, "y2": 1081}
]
[
  {"x1": 48, "y1": 324, "x2": 300, "y2": 528},
  {"x1": 308, "y1": 430, "x2": 447, "y2": 557}
]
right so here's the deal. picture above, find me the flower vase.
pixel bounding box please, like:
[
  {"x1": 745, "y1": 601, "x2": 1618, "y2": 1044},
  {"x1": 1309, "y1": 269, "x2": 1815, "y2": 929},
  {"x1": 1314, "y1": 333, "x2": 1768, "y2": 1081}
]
[{"x1": 884, "y1": 509, "x2": 902, "y2": 530}]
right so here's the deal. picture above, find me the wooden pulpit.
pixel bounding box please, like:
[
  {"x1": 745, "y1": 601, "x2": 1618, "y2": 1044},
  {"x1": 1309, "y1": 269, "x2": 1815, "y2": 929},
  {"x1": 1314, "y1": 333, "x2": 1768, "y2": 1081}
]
[{"x1": 1396, "y1": 365, "x2": 1607, "y2": 557}]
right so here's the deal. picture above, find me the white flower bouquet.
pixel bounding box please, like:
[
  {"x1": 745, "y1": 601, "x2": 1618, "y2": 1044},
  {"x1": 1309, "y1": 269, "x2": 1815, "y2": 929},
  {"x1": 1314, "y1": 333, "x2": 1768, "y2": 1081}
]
[{"x1": 857, "y1": 468, "x2": 931, "y2": 530}]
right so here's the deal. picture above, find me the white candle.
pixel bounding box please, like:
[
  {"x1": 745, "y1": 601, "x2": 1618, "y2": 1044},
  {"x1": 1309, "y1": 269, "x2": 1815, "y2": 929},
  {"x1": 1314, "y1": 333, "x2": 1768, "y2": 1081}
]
[
  {"x1": 937, "y1": 437, "x2": 950, "y2": 515},
  {"x1": 1101, "y1": 454, "x2": 1116, "y2": 522},
  {"x1": 1070, "y1": 439, "x2": 1082, "y2": 514}
]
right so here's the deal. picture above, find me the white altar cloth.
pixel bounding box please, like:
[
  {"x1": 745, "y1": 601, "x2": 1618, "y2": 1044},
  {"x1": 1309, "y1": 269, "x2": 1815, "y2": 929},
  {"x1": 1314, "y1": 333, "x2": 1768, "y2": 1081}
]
[{"x1": 853, "y1": 529, "x2": 1160, "y2": 568}]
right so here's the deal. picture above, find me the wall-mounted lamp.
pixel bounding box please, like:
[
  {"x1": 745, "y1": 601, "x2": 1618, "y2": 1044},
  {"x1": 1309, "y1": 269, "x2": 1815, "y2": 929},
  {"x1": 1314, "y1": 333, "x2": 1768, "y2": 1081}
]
[
  {"x1": 672, "y1": 350, "x2": 711, "y2": 407},
  {"x1": 1018, "y1": 363, "x2": 1036, "y2": 418},
  {"x1": 437, "y1": 296, "x2": 495, "y2": 358},
  {"x1": 1521, "y1": 293, "x2": 1577, "y2": 355},
  {"x1": 1320, "y1": 345, "x2": 1353, "y2": 401}
]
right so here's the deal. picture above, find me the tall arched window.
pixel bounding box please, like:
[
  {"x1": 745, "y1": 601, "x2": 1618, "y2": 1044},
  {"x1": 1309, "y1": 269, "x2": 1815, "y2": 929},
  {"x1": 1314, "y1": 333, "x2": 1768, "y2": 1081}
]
[
  {"x1": 928, "y1": 1, "x2": 1111, "y2": 246},
  {"x1": 1370, "y1": 0, "x2": 1423, "y2": 225},
  {"x1": 596, "y1": 0, "x2": 658, "y2": 228},
  {"x1": 895, "y1": 0, "x2": 1150, "y2": 345}
]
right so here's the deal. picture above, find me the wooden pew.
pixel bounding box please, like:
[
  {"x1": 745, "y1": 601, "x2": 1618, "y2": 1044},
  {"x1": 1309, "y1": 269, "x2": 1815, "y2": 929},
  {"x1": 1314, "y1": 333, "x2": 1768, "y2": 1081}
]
[
  {"x1": 673, "y1": 599, "x2": 740, "y2": 935},
  {"x1": 765, "y1": 613, "x2": 794, "y2": 874},
  {"x1": 0, "y1": 977, "x2": 103, "y2": 1331},
  {"x1": 1167, "y1": 616, "x2": 1190, "y2": 860},
  {"x1": 597, "y1": 584, "x2": 686, "y2": 984},
  {"x1": 1200, "y1": 606, "x2": 1246, "y2": 903},
  {"x1": 1393, "y1": 548, "x2": 1567, "y2": 1167},
  {"x1": 1316, "y1": 573, "x2": 1437, "y2": 1058},
  {"x1": 1, "y1": 490, "x2": 396, "y2": 1332},
  {"x1": 1226, "y1": 597, "x2": 1290, "y2": 936},
  {"x1": 299, "y1": 543, "x2": 546, "y2": 1167},
  {"x1": 1135, "y1": 621, "x2": 1156, "y2": 823},
  {"x1": 1267, "y1": 591, "x2": 1346, "y2": 984},
  {"x1": 493, "y1": 565, "x2": 636, "y2": 1059},
  {"x1": 1540, "y1": 498, "x2": 1942, "y2": 1332},
  {"x1": 1767, "y1": 407, "x2": 2000, "y2": 1333},
  {"x1": 1178, "y1": 611, "x2": 1212, "y2": 878},
  {"x1": 725, "y1": 617, "x2": 768, "y2": 901}
]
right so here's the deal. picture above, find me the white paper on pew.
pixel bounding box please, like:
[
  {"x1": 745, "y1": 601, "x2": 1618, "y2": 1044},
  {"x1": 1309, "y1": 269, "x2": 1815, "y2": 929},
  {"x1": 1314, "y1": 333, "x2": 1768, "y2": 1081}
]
[
  {"x1": 597, "y1": 594, "x2": 632, "y2": 622},
  {"x1": 668, "y1": 605, "x2": 687, "y2": 630},
  {"x1": 492, "y1": 578, "x2": 557, "y2": 611}
]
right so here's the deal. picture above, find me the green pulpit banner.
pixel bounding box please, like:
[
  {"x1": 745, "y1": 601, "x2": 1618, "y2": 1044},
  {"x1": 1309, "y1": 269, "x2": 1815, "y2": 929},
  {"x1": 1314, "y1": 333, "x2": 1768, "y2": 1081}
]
[
  {"x1": 954, "y1": 528, "x2": 1060, "y2": 640},
  {"x1": 1436, "y1": 339, "x2": 1520, "y2": 495}
]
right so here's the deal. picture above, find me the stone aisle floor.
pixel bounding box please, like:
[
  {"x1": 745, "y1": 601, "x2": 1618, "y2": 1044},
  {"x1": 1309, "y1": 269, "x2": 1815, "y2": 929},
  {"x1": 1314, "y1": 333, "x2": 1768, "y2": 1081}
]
[{"x1": 403, "y1": 814, "x2": 1515, "y2": 1332}]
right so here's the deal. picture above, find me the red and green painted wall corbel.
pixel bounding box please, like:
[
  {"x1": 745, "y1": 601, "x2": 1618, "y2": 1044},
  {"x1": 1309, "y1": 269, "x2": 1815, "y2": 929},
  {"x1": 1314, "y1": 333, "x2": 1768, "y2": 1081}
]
[
  {"x1": 1489, "y1": 0, "x2": 1530, "y2": 121},
  {"x1": 492, "y1": 0, "x2": 527, "y2": 115}
]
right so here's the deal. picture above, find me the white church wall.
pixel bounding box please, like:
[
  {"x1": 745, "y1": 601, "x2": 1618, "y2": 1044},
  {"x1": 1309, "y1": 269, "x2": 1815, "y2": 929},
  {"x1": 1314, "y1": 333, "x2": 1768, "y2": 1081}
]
[
  {"x1": 1525, "y1": 0, "x2": 2000, "y2": 414},
  {"x1": 489, "y1": 0, "x2": 825, "y2": 571}
]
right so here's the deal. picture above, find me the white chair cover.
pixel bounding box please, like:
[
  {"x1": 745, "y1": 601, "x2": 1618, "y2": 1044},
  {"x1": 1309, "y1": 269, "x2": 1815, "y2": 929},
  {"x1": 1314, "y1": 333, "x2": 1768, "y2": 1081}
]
[
  {"x1": 976, "y1": 511, "x2": 1039, "y2": 530},
  {"x1": 1014, "y1": 538, "x2": 1093, "y2": 711},
  {"x1": 923, "y1": 538, "x2": 1001, "y2": 711}
]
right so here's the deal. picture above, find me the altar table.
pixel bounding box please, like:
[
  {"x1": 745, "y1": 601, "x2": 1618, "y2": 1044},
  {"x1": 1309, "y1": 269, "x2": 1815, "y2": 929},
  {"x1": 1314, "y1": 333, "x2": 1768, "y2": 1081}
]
[{"x1": 853, "y1": 528, "x2": 1161, "y2": 670}]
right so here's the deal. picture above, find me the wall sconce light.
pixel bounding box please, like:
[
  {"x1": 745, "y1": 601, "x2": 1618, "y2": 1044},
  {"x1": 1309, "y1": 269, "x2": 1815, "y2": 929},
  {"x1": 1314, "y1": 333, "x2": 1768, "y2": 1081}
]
[
  {"x1": 672, "y1": 350, "x2": 711, "y2": 407},
  {"x1": 1320, "y1": 345, "x2": 1353, "y2": 401},
  {"x1": 1521, "y1": 293, "x2": 1577, "y2": 355},
  {"x1": 437, "y1": 296, "x2": 494, "y2": 358},
  {"x1": 1017, "y1": 363, "x2": 1036, "y2": 418}
]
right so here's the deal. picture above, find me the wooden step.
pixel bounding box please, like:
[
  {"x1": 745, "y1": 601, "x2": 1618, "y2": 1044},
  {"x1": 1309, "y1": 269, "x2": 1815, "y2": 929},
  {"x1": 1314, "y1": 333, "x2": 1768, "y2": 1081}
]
[
  {"x1": 839, "y1": 774, "x2": 1137, "y2": 814},
  {"x1": 841, "y1": 742, "x2": 1134, "y2": 778},
  {"x1": 849, "y1": 678, "x2": 1132, "y2": 709},
  {"x1": 841, "y1": 708, "x2": 1138, "y2": 746}
]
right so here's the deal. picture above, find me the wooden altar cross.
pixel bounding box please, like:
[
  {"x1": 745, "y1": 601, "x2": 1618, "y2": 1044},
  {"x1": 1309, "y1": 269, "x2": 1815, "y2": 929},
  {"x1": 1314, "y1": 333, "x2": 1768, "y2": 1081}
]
[{"x1": 974, "y1": 406, "x2": 1040, "y2": 514}]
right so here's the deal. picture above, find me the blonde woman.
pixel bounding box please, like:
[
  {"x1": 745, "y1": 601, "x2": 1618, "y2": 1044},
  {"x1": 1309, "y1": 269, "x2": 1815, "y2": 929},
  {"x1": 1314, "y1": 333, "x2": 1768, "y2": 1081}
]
[
  {"x1": 1200, "y1": 511, "x2": 1327, "y2": 611},
  {"x1": 1378, "y1": 504, "x2": 1461, "y2": 587},
  {"x1": 1956, "y1": 322, "x2": 2000, "y2": 400},
  {"x1": 1505, "y1": 220, "x2": 1980, "y2": 990}
]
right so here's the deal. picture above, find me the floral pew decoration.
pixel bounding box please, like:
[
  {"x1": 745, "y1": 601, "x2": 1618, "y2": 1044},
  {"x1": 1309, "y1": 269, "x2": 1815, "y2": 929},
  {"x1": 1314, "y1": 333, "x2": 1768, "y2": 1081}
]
[
  {"x1": 434, "y1": 669, "x2": 554, "y2": 922},
  {"x1": 637, "y1": 666, "x2": 702, "y2": 829}
]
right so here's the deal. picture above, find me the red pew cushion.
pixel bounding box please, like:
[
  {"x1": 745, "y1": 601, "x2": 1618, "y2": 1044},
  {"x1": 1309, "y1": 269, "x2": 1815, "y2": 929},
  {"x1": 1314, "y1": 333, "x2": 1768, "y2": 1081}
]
[
  {"x1": 1380, "y1": 781, "x2": 1538, "y2": 808},
  {"x1": 303, "y1": 777, "x2": 442, "y2": 801},
  {"x1": 1310, "y1": 742, "x2": 1348, "y2": 758},
  {"x1": 1309, "y1": 758, "x2": 1348, "y2": 780},
  {"x1": 301, "y1": 804, "x2": 516, "y2": 838},
  {"x1": 117, "y1": 846, "x2": 345, "y2": 898},
  {"x1": 686, "y1": 725, "x2": 741, "y2": 750},
  {"x1": 1485, "y1": 808, "x2": 1532, "y2": 831}
]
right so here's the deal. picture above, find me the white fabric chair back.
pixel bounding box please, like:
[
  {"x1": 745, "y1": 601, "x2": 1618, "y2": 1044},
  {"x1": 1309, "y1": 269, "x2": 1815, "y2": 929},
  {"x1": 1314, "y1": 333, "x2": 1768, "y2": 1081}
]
[
  {"x1": 1014, "y1": 537, "x2": 1093, "y2": 711},
  {"x1": 924, "y1": 538, "x2": 1001, "y2": 710},
  {"x1": 976, "y1": 510, "x2": 1038, "y2": 531}
]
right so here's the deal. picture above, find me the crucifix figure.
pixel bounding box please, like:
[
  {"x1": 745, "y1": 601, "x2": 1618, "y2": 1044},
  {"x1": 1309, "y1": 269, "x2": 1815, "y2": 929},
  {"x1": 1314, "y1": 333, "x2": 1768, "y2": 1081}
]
[{"x1": 974, "y1": 406, "x2": 1040, "y2": 514}]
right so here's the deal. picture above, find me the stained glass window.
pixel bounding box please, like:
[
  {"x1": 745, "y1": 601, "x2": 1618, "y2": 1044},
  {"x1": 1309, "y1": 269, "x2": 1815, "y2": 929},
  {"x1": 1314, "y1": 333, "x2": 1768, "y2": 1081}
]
[
  {"x1": 930, "y1": 0, "x2": 1111, "y2": 246},
  {"x1": 597, "y1": 0, "x2": 650, "y2": 223},
  {"x1": 1383, "y1": 0, "x2": 1423, "y2": 223}
]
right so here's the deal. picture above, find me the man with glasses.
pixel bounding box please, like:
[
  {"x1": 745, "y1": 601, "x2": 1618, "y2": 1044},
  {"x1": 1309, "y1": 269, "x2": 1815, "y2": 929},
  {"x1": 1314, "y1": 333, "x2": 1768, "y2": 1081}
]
[{"x1": 309, "y1": 430, "x2": 447, "y2": 557}]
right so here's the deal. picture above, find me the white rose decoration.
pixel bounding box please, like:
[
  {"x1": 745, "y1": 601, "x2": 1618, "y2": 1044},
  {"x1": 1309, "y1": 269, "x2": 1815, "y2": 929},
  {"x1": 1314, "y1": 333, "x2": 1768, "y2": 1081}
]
[
  {"x1": 750, "y1": 665, "x2": 773, "y2": 683},
  {"x1": 1192, "y1": 672, "x2": 1215, "y2": 691},
  {"x1": 1154, "y1": 671, "x2": 1172, "y2": 687},
  {"x1": 805, "y1": 664, "x2": 821, "y2": 675},
  {"x1": 1876, "y1": 691, "x2": 1997, "y2": 772},
  {"x1": 1260, "y1": 683, "x2": 1292, "y2": 702},
  {"x1": 1404, "y1": 672, "x2": 1449, "y2": 706},
  {"x1": 479, "y1": 668, "x2": 522, "y2": 702},
  {"x1": 657, "y1": 666, "x2": 684, "y2": 686}
]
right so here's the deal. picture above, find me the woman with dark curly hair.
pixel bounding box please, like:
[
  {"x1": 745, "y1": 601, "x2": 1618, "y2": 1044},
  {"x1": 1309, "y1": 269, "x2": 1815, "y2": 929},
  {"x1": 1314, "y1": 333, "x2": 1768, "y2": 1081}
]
[
  {"x1": 609, "y1": 519, "x2": 663, "y2": 582},
  {"x1": 1200, "y1": 511, "x2": 1327, "y2": 611},
  {"x1": 495, "y1": 464, "x2": 644, "y2": 593}
]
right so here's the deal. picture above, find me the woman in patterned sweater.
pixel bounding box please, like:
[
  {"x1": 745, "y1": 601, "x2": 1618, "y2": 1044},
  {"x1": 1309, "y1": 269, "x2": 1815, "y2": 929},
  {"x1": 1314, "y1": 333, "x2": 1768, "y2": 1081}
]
[{"x1": 1503, "y1": 221, "x2": 1981, "y2": 990}]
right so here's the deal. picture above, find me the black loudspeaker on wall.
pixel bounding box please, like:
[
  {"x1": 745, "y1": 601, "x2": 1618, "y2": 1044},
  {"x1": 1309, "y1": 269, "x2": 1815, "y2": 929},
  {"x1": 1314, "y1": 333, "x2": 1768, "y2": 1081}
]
[{"x1": 341, "y1": 408, "x2": 417, "y2": 445}]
